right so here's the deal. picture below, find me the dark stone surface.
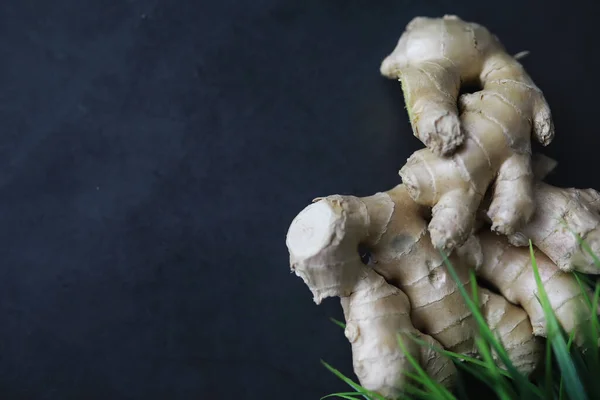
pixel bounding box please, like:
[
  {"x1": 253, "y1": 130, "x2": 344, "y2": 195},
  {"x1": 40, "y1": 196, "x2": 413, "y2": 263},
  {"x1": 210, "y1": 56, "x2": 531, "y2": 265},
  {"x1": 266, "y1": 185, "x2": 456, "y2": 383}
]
[{"x1": 0, "y1": 0, "x2": 598, "y2": 398}]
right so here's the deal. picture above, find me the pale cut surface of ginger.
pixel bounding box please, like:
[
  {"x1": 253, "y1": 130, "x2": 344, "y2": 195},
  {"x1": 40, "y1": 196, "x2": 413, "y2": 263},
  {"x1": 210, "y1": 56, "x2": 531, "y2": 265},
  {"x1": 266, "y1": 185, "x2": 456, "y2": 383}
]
[{"x1": 381, "y1": 15, "x2": 555, "y2": 251}]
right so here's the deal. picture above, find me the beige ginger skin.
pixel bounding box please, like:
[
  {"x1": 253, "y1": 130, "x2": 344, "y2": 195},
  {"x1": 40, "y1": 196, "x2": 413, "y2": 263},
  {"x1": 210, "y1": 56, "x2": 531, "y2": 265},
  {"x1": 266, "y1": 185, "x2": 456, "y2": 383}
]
[
  {"x1": 381, "y1": 15, "x2": 554, "y2": 251},
  {"x1": 287, "y1": 185, "x2": 551, "y2": 397},
  {"x1": 285, "y1": 14, "x2": 600, "y2": 399},
  {"x1": 508, "y1": 182, "x2": 600, "y2": 274},
  {"x1": 286, "y1": 181, "x2": 597, "y2": 398}
]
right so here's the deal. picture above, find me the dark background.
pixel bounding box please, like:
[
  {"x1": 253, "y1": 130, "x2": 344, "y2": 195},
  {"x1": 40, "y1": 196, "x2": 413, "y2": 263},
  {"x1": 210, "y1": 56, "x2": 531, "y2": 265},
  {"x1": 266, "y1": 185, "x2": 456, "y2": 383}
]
[{"x1": 0, "y1": 0, "x2": 598, "y2": 398}]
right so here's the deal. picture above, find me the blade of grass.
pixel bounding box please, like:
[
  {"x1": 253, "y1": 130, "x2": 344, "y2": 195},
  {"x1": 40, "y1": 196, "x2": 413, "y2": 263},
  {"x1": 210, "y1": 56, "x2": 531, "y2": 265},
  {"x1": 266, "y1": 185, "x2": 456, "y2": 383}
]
[
  {"x1": 321, "y1": 360, "x2": 386, "y2": 400},
  {"x1": 406, "y1": 334, "x2": 512, "y2": 378},
  {"x1": 592, "y1": 283, "x2": 600, "y2": 334},
  {"x1": 453, "y1": 370, "x2": 470, "y2": 400},
  {"x1": 330, "y1": 318, "x2": 346, "y2": 329},
  {"x1": 562, "y1": 221, "x2": 600, "y2": 270},
  {"x1": 574, "y1": 273, "x2": 594, "y2": 309},
  {"x1": 559, "y1": 330, "x2": 577, "y2": 400},
  {"x1": 529, "y1": 241, "x2": 587, "y2": 400},
  {"x1": 574, "y1": 271, "x2": 596, "y2": 289},
  {"x1": 397, "y1": 334, "x2": 455, "y2": 400},
  {"x1": 544, "y1": 331, "x2": 553, "y2": 400},
  {"x1": 400, "y1": 377, "x2": 438, "y2": 399},
  {"x1": 440, "y1": 251, "x2": 536, "y2": 395},
  {"x1": 578, "y1": 282, "x2": 600, "y2": 399},
  {"x1": 474, "y1": 336, "x2": 514, "y2": 400},
  {"x1": 321, "y1": 394, "x2": 364, "y2": 400},
  {"x1": 451, "y1": 358, "x2": 520, "y2": 398}
]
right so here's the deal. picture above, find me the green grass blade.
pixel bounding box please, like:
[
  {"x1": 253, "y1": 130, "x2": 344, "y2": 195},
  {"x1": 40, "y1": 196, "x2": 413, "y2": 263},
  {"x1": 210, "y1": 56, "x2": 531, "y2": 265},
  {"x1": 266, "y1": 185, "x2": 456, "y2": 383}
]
[
  {"x1": 452, "y1": 360, "x2": 505, "y2": 396},
  {"x1": 321, "y1": 394, "x2": 364, "y2": 400},
  {"x1": 474, "y1": 337, "x2": 514, "y2": 400},
  {"x1": 574, "y1": 274, "x2": 593, "y2": 309},
  {"x1": 400, "y1": 377, "x2": 438, "y2": 399},
  {"x1": 440, "y1": 251, "x2": 534, "y2": 394},
  {"x1": 330, "y1": 318, "x2": 346, "y2": 329},
  {"x1": 592, "y1": 283, "x2": 600, "y2": 335},
  {"x1": 544, "y1": 332, "x2": 554, "y2": 400},
  {"x1": 397, "y1": 335, "x2": 455, "y2": 400},
  {"x1": 321, "y1": 360, "x2": 386, "y2": 400},
  {"x1": 558, "y1": 330, "x2": 577, "y2": 400},
  {"x1": 406, "y1": 334, "x2": 512, "y2": 378},
  {"x1": 529, "y1": 241, "x2": 588, "y2": 400},
  {"x1": 562, "y1": 220, "x2": 600, "y2": 270},
  {"x1": 574, "y1": 271, "x2": 596, "y2": 289},
  {"x1": 470, "y1": 270, "x2": 479, "y2": 308}
]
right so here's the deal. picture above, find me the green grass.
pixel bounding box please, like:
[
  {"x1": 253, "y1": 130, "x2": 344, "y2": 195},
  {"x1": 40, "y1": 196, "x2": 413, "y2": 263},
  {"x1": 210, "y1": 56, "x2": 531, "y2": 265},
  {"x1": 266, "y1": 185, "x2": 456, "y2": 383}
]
[{"x1": 320, "y1": 237, "x2": 600, "y2": 400}]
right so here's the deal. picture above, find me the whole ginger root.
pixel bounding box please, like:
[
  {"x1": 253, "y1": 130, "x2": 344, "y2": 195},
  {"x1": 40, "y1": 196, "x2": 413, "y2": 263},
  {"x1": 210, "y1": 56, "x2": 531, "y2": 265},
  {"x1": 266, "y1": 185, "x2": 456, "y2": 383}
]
[
  {"x1": 285, "y1": 14, "x2": 600, "y2": 399},
  {"x1": 381, "y1": 15, "x2": 554, "y2": 251},
  {"x1": 286, "y1": 179, "x2": 598, "y2": 398}
]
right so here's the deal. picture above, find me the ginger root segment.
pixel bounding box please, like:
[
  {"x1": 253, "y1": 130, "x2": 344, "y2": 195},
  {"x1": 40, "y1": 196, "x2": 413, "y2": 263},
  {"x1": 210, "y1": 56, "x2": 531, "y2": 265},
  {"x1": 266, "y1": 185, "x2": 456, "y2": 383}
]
[
  {"x1": 506, "y1": 182, "x2": 600, "y2": 274},
  {"x1": 341, "y1": 269, "x2": 456, "y2": 397},
  {"x1": 397, "y1": 59, "x2": 550, "y2": 251},
  {"x1": 384, "y1": 15, "x2": 555, "y2": 251},
  {"x1": 364, "y1": 185, "x2": 479, "y2": 356},
  {"x1": 363, "y1": 185, "x2": 541, "y2": 372},
  {"x1": 477, "y1": 231, "x2": 595, "y2": 344},
  {"x1": 479, "y1": 288, "x2": 544, "y2": 373},
  {"x1": 286, "y1": 185, "x2": 543, "y2": 396},
  {"x1": 381, "y1": 15, "x2": 554, "y2": 156},
  {"x1": 286, "y1": 196, "x2": 456, "y2": 397}
]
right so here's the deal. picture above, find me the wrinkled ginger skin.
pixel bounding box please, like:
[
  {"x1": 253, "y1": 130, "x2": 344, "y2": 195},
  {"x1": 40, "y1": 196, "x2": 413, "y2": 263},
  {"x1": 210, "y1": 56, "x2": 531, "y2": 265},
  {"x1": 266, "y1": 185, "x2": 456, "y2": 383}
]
[
  {"x1": 362, "y1": 186, "x2": 541, "y2": 372},
  {"x1": 286, "y1": 196, "x2": 456, "y2": 397},
  {"x1": 385, "y1": 15, "x2": 555, "y2": 251},
  {"x1": 381, "y1": 15, "x2": 554, "y2": 156},
  {"x1": 478, "y1": 288, "x2": 544, "y2": 373},
  {"x1": 508, "y1": 182, "x2": 600, "y2": 274},
  {"x1": 477, "y1": 231, "x2": 594, "y2": 345},
  {"x1": 286, "y1": 184, "x2": 543, "y2": 397},
  {"x1": 341, "y1": 268, "x2": 456, "y2": 397},
  {"x1": 364, "y1": 186, "x2": 479, "y2": 355}
]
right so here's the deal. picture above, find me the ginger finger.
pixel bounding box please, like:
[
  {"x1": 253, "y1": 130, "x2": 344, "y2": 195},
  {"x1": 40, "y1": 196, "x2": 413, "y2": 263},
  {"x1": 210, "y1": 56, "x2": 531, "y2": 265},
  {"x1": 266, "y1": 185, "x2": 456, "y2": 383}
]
[
  {"x1": 365, "y1": 186, "x2": 478, "y2": 355},
  {"x1": 381, "y1": 15, "x2": 554, "y2": 156},
  {"x1": 396, "y1": 44, "x2": 558, "y2": 251},
  {"x1": 508, "y1": 182, "x2": 600, "y2": 274},
  {"x1": 477, "y1": 231, "x2": 594, "y2": 344},
  {"x1": 341, "y1": 269, "x2": 456, "y2": 397},
  {"x1": 367, "y1": 187, "x2": 541, "y2": 374},
  {"x1": 479, "y1": 288, "x2": 544, "y2": 373}
]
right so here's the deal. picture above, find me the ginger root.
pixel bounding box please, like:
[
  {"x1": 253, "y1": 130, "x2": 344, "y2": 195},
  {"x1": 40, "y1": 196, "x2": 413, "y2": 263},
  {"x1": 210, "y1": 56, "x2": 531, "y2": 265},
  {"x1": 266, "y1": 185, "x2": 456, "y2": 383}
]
[
  {"x1": 286, "y1": 180, "x2": 597, "y2": 397},
  {"x1": 381, "y1": 15, "x2": 554, "y2": 251},
  {"x1": 284, "y1": 14, "x2": 599, "y2": 398},
  {"x1": 286, "y1": 183, "x2": 579, "y2": 397}
]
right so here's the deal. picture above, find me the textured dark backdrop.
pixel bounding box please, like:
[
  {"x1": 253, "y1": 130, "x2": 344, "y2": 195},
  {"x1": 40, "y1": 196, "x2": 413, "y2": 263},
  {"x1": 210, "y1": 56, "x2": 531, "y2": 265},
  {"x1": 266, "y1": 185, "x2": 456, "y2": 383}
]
[{"x1": 0, "y1": 0, "x2": 599, "y2": 399}]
